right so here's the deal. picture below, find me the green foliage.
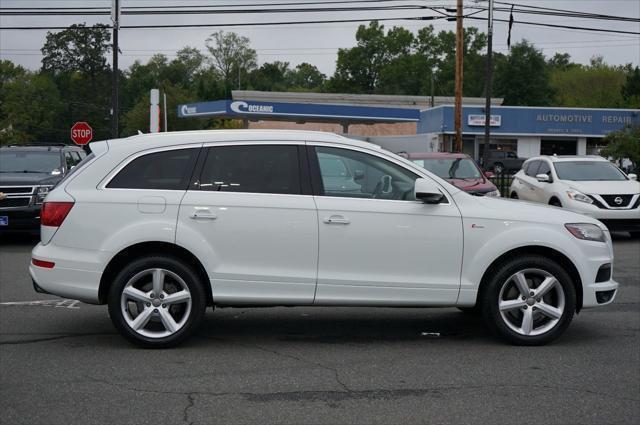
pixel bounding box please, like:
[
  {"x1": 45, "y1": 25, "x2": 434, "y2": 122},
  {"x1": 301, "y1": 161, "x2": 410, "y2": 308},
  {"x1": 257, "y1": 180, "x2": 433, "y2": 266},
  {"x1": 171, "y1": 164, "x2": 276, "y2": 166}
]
[
  {"x1": 550, "y1": 56, "x2": 628, "y2": 108},
  {"x1": 0, "y1": 72, "x2": 63, "y2": 145},
  {"x1": 621, "y1": 66, "x2": 640, "y2": 108},
  {"x1": 494, "y1": 40, "x2": 554, "y2": 106},
  {"x1": 600, "y1": 125, "x2": 640, "y2": 171},
  {"x1": 285, "y1": 63, "x2": 326, "y2": 91},
  {"x1": 327, "y1": 22, "x2": 487, "y2": 96},
  {"x1": 205, "y1": 31, "x2": 257, "y2": 95}
]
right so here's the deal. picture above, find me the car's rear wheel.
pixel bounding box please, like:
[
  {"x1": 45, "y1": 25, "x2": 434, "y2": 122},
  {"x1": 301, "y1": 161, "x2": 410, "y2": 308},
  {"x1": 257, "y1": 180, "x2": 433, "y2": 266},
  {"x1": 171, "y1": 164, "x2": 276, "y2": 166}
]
[
  {"x1": 481, "y1": 255, "x2": 576, "y2": 345},
  {"x1": 510, "y1": 192, "x2": 518, "y2": 199},
  {"x1": 108, "y1": 256, "x2": 206, "y2": 348},
  {"x1": 493, "y1": 163, "x2": 504, "y2": 174}
]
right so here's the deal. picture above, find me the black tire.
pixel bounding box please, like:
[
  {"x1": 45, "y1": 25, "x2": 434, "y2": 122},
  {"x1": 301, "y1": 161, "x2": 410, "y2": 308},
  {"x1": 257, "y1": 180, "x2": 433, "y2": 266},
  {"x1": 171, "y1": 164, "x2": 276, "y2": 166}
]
[
  {"x1": 108, "y1": 255, "x2": 206, "y2": 348},
  {"x1": 549, "y1": 198, "x2": 562, "y2": 207},
  {"x1": 629, "y1": 231, "x2": 640, "y2": 239},
  {"x1": 480, "y1": 255, "x2": 576, "y2": 346},
  {"x1": 494, "y1": 163, "x2": 504, "y2": 174},
  {"x1": 510, "y1": 192, "x2": 519, "y2": 199}
]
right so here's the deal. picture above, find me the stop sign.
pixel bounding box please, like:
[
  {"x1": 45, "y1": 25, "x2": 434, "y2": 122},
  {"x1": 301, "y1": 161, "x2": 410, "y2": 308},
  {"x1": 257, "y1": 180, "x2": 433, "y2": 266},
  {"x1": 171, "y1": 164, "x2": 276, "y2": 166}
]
[{"x1": 70, "y1": 122, "x2": 93, "y2": 145}]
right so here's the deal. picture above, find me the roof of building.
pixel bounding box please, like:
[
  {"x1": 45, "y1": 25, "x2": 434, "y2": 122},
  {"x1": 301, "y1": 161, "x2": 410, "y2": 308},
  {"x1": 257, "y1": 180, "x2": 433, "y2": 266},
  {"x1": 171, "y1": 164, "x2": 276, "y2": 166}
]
[{"x1": 232, "y1": 90, "x2": 503, "y2": 109}]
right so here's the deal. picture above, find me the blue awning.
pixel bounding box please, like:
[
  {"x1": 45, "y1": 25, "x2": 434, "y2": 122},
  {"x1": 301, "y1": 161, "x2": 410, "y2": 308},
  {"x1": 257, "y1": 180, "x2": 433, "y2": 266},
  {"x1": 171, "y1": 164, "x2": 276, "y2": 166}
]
[{"x1": 177, "y1": 99, "x2": 420, "y2": 123}]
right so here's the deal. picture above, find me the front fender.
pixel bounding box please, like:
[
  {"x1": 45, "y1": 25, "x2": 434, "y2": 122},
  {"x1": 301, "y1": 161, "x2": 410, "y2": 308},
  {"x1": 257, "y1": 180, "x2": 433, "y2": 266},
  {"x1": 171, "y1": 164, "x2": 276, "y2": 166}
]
[{"x1": 457, "y1": 218, "x2": 603, "y2": 305}]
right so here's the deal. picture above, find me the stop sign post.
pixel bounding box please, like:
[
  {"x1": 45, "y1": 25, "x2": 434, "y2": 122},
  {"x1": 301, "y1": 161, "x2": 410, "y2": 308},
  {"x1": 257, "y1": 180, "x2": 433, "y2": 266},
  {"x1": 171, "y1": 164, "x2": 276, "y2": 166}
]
[{"x1": 70, "y1": 122, "x2": 93, "y2": 145}]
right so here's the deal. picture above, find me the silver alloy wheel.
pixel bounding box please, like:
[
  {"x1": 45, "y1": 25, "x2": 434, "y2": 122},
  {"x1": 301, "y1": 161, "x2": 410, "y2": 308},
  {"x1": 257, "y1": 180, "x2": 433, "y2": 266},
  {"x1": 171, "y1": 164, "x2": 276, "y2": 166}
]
[
  {"x1": 498, "y1": 268, "x2": 565, "y2": 337},
  {"x1": 120, "y1": 268, "x2": 192, "y2": 339}
]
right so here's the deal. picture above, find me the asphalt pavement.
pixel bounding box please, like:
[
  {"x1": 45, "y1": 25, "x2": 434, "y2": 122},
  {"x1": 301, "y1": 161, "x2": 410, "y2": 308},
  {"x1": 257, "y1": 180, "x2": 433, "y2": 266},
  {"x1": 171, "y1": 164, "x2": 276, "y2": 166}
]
[{"x1": 1, "y1": 233, "x2": 638, "y2": 425}]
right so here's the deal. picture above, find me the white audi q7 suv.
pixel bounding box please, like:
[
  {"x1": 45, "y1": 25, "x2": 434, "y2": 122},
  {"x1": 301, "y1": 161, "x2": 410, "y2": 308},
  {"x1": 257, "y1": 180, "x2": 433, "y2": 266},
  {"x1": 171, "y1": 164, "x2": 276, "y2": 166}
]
[{"x1": 30, "y1": 130, "x2": 619, "y2": 347}]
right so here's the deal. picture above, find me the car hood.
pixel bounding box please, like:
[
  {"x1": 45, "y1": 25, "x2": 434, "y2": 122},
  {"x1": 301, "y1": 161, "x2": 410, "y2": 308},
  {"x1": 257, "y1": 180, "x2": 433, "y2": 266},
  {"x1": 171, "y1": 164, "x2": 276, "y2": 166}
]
[
  {"x1": 563, "y1": 180, "x2": 640, "y2": 195},
  {"x1": 0, "y1": 172, "x2": 60, "y2": 186},
  {"x1": 456, "y1": 192, "x2": 602, "y2": 227}
]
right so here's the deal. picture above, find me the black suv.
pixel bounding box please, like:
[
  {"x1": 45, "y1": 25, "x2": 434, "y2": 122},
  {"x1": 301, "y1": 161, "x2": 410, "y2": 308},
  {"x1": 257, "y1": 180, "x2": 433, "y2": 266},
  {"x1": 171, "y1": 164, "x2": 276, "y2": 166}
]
[{"x1": 0, "y1": 145, "x2": 86, "y2": 234}]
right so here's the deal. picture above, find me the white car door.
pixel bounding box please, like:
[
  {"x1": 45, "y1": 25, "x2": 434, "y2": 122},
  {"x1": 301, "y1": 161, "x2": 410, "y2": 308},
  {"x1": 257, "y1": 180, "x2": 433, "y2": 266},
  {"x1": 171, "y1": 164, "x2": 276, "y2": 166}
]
[
  {"x1": 531, "y1": 160, "x2": 554, "y2": 203},
  {"x1": 176, "y1": 143, "x2": 318, "y2": 305},
  {"x1": 308, "y1": 144, "x2": 464, "y2": 306},
  {"x1": 516, "y1": 160, "x2": 540, "y2": 202}
]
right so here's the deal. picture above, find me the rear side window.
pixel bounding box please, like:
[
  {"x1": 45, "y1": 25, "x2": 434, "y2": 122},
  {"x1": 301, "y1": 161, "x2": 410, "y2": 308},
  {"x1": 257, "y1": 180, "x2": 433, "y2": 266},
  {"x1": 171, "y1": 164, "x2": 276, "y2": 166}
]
[
  {"x1": 199, "y1": 145, "x2": 300, "y2": 194},
  {"x1": 107, "y1": 148, "x2": 198, "y2": 190}
]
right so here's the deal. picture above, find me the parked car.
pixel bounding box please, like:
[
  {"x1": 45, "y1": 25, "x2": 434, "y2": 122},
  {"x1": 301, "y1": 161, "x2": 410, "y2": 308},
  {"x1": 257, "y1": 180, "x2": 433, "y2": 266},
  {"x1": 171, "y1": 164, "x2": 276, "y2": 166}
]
[
  {"x1": 400, "y1": 152, "x2": 500, "y2": 197},
  {"x1": 0, "y1": 145, "x2": 86, "y2": 234},
  {"x1": 30, "y1": 130, "x2": 618, "y2": 347},
  {"x1": 484, "y1": 151, "x2": 526, "y2": 174},
  {"x1": 509, "y1": 155, "x2": 639, "y2": 236}
]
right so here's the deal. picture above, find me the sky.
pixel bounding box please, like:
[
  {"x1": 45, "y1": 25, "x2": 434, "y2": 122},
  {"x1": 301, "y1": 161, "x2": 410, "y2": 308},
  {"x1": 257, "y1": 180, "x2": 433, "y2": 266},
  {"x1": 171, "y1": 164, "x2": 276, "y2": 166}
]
[{"x1": 1, "y1": 0, "x2": 639, "y2": 77}]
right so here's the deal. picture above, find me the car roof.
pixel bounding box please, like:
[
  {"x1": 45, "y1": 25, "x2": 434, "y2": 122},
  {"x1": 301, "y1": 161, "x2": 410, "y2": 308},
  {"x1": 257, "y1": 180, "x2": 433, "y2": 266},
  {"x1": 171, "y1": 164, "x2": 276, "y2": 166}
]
[
  {"x1": 403, "y1": 152, "x2": 470, "y2": 160},
  {"x1": 105, "y1": 129, "x2": 384, "y2": 152},
  {"x1": 528, "y1": 155, "x2": 608, "y2": 163}
]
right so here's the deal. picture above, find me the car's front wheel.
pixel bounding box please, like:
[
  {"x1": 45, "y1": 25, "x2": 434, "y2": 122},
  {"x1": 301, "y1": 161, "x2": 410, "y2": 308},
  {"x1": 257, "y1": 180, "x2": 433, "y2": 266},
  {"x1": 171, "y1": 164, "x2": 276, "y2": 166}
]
[
  {"x1": 108, "y1": 256, "x2": 206, "y2": 348},
  {"x1": 481, "y1": 255, "x2": 576, "y2": 345}
]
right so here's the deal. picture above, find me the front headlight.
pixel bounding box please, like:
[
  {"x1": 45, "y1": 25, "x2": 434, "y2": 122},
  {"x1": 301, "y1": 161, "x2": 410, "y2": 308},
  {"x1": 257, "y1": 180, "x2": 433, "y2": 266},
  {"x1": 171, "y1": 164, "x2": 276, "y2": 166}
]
[
  {"x1": 485, "y1": 189, "x2": 501, "y2": 197},
  {"x1": 35, "y1": 186, "x2": 52, "y2": 204},
  {"x1": 566, "y1": 189, "x2": 593, "y2": 204},
  {"x1": 565, "y1": 223, "x2": 605, "y2": 242}
]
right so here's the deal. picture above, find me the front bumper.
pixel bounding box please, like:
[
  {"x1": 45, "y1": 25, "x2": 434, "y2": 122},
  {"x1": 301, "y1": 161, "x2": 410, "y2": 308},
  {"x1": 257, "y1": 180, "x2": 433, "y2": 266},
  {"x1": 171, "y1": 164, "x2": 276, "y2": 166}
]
[
  {"x1": 0, "y1": 205, "x2": 41, "y2": 233},
  {"x1": 30, "y1": 242, "x2": 110, "y2": 304},
  {"x1": 562, "y1": 199, "x2": 640, "y2": 232}
]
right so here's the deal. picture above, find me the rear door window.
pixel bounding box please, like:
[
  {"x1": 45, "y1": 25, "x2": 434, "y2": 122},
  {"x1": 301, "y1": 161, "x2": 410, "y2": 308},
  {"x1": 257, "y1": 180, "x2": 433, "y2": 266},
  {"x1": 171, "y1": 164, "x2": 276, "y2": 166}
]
[
  {"x1": 107, "y1": 148, "x2": 198, "y2": 190},
  {"x1": 199, "y1": 145, "x2": 301, "y2": 195}
]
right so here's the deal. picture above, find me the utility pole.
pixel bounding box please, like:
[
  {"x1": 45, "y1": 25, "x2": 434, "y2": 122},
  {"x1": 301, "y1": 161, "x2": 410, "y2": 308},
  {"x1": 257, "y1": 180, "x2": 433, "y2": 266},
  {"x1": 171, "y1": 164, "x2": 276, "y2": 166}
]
[
  {"x1": 482, "y1": 0, "x2": 494, "y2": 167},
  {"x1": 430, "y1": 71, "x2": 435, "y2": 108},
  {"x1": 454, "y1": 0, "x2": 464, "y2": 152},
  {"x1": 111, "y1": 0, "x2": 120, "y2": 138}
]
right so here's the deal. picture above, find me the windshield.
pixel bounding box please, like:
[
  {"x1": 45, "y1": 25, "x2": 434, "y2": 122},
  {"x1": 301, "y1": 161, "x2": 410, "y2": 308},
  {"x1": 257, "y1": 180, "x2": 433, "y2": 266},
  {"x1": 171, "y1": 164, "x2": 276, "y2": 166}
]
[
  {"x1": 413, "y1": 158, "x2": 482, "y2": 179},
  {"x1": 554, "y1": 161, "x2": 627, "y2": 181},
  {"x1": 0, "y1": 151, "x2": 61, "y2": 173}
]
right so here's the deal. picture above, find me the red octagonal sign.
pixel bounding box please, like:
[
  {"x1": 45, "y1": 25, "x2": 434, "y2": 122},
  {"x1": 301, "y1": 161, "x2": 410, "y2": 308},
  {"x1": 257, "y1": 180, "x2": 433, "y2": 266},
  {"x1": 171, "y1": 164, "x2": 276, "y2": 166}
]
[{"x1": 70, "y1": 122, "x2": 93, "y2": 146}]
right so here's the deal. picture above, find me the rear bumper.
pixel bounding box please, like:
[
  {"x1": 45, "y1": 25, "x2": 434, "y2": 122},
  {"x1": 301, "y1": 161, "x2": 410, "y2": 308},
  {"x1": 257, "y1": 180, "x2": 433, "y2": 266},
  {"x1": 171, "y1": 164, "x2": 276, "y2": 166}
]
[
  {"x1": 0, "y1": 206, "x2": 41, "y2": 233},
  {"x1": 29, "y1": 242, "x2": 110, "y2": 304}
]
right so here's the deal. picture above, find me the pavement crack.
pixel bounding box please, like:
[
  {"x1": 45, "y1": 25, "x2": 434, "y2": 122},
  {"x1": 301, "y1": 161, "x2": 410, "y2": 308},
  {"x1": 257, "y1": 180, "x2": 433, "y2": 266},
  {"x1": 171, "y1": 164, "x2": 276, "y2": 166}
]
[
  {"x1": 205, "y1": 336, "x2": 352, "y2": 392},
  {"x1": 183, "y1": 393, "x2": 195, "y2": 425},
  {"x1": 0, "y1": 332, "x2": 114, "y2": 345}
]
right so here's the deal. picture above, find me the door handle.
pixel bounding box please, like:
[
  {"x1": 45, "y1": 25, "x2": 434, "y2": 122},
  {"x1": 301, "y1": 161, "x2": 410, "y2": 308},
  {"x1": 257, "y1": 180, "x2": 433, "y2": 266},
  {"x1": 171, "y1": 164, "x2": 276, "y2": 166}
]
[
  {"x1": 323, "y1": 215, "x2": 350, "y2": 225},
  {"x1": 190, "y1": 207, "x2": 217, "y2": 220}
]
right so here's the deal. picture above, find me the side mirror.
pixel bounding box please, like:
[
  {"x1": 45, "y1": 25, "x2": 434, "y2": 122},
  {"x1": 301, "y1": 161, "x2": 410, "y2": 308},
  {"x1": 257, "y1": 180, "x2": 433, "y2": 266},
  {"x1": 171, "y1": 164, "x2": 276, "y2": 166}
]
[
  {"x1": 536, "y1": 174, "x2": 550, "y2": 183},
  {"x1": 414, "y1": 178, "x2": 445, "y2": 204},
  {"x1": 484, "y1": 171, "x2": 494, "y2": 178},
  {"x1": 354, "y1": 169, "x2": 365, "y2": 181},
  {"x1": 628, "y1": 173, "x2": 637, "y2": 181}
]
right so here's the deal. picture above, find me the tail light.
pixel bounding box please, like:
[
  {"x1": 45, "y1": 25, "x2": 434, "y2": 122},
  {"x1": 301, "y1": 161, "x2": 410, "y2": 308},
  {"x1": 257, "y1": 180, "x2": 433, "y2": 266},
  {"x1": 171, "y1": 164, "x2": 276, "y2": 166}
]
[{"x1": 41, "y1": 202, "x2": 74, "y2": 227}]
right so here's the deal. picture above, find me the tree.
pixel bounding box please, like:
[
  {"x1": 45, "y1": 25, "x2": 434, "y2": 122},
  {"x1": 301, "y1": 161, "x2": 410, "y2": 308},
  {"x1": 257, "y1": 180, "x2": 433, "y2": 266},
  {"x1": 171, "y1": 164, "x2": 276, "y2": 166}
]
[
  {"x1": 205, "y1": 31, "x2": 257, "y2": 94},
  {"x1": 328, "y1": 22, "x2": 487, "y2": 96},
  {"x1": 248, "y1": 61, "x2": 291, "y2": 91},
  {"x1": 550, "y1": 56, "x2": 627, "y2": 108},
  {"x1": 600, "y1": 125, "x2": 640, "y2": 172},
  {"x1": 0, "y1": 72, "x2": 64, "y2": 145},
  {"x1": 41, "y1": 24, "x2": 111, "y2": 80},
  {"x1": 494, "y1": 40, "x2": 554, "y2": 106},
  {"x1": 621, "y1": 66, "x2": 640, "y2": 108},
  {"x1": 286, "y1": 63, "x2": 326, "y2": 91}
]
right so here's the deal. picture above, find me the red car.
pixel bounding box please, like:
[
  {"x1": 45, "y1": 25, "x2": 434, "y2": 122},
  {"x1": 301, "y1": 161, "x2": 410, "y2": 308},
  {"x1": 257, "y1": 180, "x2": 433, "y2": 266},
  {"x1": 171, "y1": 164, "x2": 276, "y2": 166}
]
[{"x1": 400, "y1": 152, "x2": 501, "y2": 197}]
